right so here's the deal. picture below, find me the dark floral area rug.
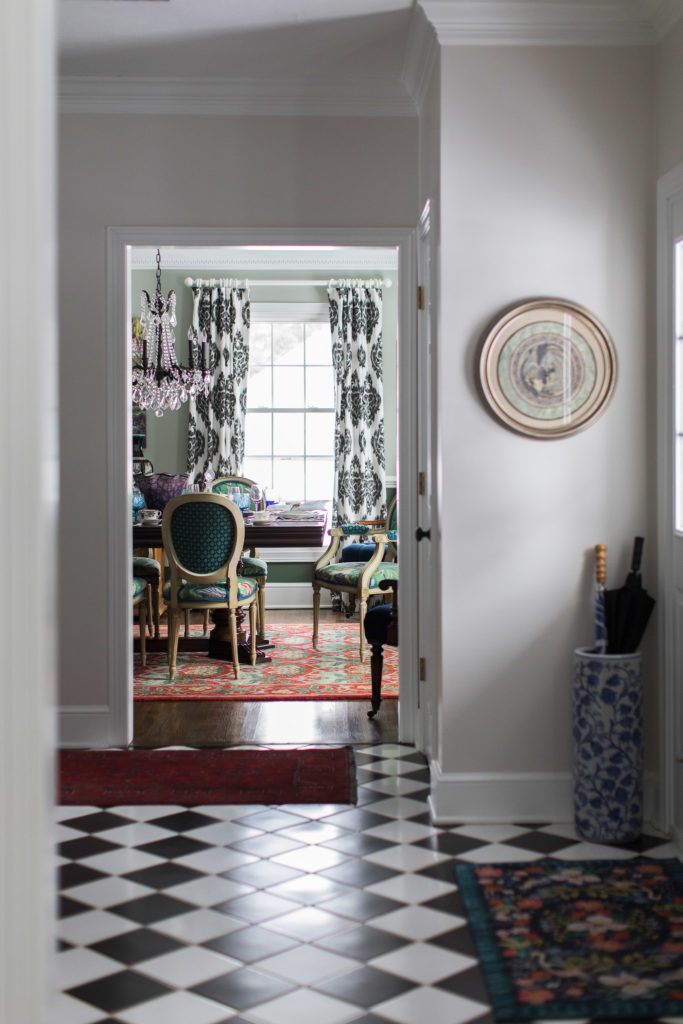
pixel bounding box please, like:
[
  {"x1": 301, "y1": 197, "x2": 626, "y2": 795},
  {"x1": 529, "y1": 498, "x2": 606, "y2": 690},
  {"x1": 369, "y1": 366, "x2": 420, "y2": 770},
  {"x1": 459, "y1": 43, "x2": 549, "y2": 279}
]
[{"x1": 455, "y1": 857, "x2": 683, "y2": 1020}]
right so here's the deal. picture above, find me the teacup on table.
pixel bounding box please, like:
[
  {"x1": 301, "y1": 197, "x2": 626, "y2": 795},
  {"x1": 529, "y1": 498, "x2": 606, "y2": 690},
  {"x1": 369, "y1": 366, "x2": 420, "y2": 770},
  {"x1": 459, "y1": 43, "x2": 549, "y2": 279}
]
[{"x1": 139, "y1": 509, "x2": 162, "y2": 525}]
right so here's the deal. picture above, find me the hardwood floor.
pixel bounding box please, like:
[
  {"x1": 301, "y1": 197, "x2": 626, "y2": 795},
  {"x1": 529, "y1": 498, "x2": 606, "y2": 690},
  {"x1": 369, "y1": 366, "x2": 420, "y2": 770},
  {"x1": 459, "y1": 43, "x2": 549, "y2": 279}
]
[{"x1": 133, "y1": 608, "x2": 399, "y2": 748}]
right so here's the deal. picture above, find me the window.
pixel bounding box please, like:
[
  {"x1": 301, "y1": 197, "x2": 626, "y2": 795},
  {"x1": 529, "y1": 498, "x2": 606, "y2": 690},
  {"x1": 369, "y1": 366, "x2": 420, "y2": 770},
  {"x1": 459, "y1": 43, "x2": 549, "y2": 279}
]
[{"x1": 243, "y1": 304, "x2": 334, "y2": 502}]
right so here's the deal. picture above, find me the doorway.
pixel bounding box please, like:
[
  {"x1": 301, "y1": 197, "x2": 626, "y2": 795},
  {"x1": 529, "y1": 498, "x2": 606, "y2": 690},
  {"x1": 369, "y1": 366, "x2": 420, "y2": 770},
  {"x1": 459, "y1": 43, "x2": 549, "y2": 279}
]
[{"x1": 110, "y1": 227, "x2": 419, "y2": 748}]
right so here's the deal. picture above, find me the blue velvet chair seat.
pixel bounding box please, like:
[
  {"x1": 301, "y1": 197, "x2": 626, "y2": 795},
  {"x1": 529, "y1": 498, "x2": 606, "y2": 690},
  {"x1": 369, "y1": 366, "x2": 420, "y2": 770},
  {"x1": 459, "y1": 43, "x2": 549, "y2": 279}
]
[{"x1": 162, "y1": 578, "x2": 258, "y2": 604}]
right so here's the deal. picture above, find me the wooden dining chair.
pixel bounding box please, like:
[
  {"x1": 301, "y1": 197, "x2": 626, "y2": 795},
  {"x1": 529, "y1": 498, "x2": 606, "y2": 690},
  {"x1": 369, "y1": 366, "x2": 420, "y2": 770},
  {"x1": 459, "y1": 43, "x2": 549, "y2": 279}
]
[
  {"x1": 132, "y1": 574, "x2": 149, "y2": 667},
  {"x1": 162, "y1": 493, "x2": 259, "y2": 680}
]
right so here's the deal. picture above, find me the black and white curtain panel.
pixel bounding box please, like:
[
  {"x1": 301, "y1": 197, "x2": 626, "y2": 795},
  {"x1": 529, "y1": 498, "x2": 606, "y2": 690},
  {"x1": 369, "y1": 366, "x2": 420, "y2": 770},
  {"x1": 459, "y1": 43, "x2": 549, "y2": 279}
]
[
  {"x1": 328, "y1": 281, "x2": 386, "y2": 528},
  {"x1": 186, "y1": 281, "x2": 250, "y2": 486}
]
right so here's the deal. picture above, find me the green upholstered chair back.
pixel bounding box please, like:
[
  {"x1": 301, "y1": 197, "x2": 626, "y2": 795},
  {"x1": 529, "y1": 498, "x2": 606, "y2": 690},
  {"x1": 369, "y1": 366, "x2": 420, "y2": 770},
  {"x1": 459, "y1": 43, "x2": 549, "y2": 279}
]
[
  {"x1": 210, "y1": 475, "x2": 265, "y2": 510},
  {"x1": 163, "y1": 494, "x2": 244, "y2": 584}
]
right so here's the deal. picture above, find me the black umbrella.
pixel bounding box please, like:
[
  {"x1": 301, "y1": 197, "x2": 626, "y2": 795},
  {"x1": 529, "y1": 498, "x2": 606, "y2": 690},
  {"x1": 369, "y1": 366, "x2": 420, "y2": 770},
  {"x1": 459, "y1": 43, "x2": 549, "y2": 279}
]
[{"x1": 604, "y1": 536, "x2": 655, "y2": 654}]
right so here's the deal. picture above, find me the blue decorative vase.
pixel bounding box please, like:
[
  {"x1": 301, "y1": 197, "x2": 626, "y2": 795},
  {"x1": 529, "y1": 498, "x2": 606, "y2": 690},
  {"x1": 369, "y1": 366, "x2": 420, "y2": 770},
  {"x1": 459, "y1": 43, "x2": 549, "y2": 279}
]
[
  {"x1": 572, "y1": 646, "x2": 643, "y2": 843},
  {"x1": 132, "y1": 483, "x2": 146, "y2": 524}
]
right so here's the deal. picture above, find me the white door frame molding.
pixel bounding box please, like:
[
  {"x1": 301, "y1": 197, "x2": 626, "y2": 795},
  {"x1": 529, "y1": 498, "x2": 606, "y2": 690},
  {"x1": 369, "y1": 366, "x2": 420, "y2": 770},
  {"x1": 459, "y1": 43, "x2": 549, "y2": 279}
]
[
  {"x1": 106, "y1": 225, "x2": 418, "y2": 746},
  {"x1": 657, "y1": 161, "x2": 683, "y2": 835}
]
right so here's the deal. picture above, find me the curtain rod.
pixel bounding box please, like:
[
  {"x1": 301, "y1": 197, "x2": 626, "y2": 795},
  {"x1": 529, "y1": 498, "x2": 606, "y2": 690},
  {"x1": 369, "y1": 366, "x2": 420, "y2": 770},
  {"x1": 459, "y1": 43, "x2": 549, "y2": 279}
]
[{"x1": 183, "y1": 276, "x2": 392, "y2": 289}]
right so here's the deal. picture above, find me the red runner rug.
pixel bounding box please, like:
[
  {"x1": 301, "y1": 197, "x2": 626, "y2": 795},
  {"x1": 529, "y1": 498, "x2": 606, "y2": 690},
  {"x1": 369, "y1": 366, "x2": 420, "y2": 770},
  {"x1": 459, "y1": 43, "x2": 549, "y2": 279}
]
[
  {"x1": 134, "y1": 621, "x2": 398, "y2": 701},
  {"x1": 58, "y1": 746, "x2": 357, "y2": 805}
]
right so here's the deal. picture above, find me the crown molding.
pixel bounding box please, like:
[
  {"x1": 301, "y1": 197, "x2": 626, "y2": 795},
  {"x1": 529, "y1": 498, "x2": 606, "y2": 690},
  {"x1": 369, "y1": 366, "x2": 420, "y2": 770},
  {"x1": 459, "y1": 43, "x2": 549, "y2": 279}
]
[
  {"x1": 419, "y1": 0, "x2": 683, "y2": 45},
  {"x1": 59, "y1": 75, "x2": 417, "y2": 117},
  {"x1": 129, "y1": 247, "x2": 399, "y2": 272},
  {"x1": 402, "y1": 5, "x2": 439, "y2": 113}
]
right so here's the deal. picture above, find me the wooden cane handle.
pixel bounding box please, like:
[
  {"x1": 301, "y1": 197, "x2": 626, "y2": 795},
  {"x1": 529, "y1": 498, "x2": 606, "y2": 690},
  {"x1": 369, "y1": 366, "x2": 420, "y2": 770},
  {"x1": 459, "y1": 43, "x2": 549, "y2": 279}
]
[{"x1": 595, "y1": 544, "x2": 607, "y2": 585}]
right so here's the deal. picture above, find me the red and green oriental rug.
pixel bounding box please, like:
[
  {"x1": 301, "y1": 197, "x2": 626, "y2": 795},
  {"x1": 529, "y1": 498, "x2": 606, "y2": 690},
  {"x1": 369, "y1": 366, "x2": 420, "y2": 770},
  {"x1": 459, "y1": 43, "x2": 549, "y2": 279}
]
[
  {"x1": 456, "y1": 857, "x2": 683, "y2": 1020},
  {"x1": 134, "y1": 622, "x2": 398, "y2": 701}
]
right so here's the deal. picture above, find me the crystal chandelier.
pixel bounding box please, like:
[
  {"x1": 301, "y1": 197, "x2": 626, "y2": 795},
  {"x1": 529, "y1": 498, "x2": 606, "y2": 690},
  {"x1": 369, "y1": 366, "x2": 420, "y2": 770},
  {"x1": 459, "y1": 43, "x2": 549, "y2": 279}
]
[{"x1": 132, "y1": 249, "x2": 211, "y2": 416}]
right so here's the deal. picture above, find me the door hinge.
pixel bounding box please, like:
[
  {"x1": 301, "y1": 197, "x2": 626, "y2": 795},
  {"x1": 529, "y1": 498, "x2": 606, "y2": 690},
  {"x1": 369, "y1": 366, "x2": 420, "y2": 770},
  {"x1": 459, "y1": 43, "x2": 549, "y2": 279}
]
[
  {"x1": 417, "y1": 284, "x2": 425, "y2": 310},
  {"x1": 419, "y1": 657, "x2": 426, "y2": 681},
  {"x1": 418, "y1": 471, "x2": 425, "y2": 496}
]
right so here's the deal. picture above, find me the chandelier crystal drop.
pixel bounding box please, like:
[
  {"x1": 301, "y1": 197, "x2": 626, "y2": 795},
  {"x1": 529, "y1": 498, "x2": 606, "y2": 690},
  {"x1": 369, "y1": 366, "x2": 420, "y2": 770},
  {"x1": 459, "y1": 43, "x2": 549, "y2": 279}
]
[{"x1": 132, "y1": 249, "x2": 211, "y2": 416}]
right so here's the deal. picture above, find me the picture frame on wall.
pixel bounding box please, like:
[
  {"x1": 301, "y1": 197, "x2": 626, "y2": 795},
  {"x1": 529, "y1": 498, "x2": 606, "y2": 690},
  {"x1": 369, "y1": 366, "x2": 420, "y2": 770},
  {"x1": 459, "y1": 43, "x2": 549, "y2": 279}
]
[{"x1": 478, "y1": 297, "x2": 617, "y2": 439}]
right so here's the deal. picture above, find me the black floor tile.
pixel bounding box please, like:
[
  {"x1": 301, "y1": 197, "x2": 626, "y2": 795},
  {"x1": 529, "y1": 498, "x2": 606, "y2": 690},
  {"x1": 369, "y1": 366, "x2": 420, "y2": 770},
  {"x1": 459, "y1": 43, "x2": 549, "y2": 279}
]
[
  {"x1": 230, "y1": 833, "x2": 303, "y2": 858},
  {"x1": 414, "y1": 833, "x2": 489, "y2": 856},
  {"x1": 191, "y1": 967, "x2": 293, "y2": 1011},
  {"x1": 319, "y1": 859, "x2": 398, "y2": 888},
  {"x1": 213, "y1": 890, "x2": 300, "y2": 923},
  {"x1": 321, "y1": 832, "x2": 394, "y2": 857},
  {"x1": 421, "y1": 890, "x2": 467, "y2": 916},
  {"x1": 91, "y1": 927, "x2": 184, "y2": 966},
  {"x1": 66, "y1": 970, "x2": 171, "y2": 1014},
  {"x1": 315, "y1": 965, "x2": 414, "y2": 1006},
  {"x1": 59, "y1": 811, "x2": 135, "y2": 834},
  {"x1": 437, "y1": 963, "x2": 490, "y2": 1004},
  {"x1": 314, "y1": 924, "x2": 409, "y2": 960},
  {"x1": 318, "y1": 890, "x2": 404, "y2": 921},
  {"x1": 317, "y1": 808, "x2": 388, "y2": 831},
  {"x1": 204, "y1": 924, "x2": 298, "y2": 962},
  {"x1": 59, "y1": 895, "x2": 92, "y2": 918},
  {"x1": 505, "y1": 830, "x2": 576, "y2": 854},
  {"x1": 59, "y1": 863, "x2": 108, "y2": 890},
  {"x1": 59, "y1": 836, "x2": 122, "y2": 861},
  {"x1": 137, "y1": 835, "x2": 211, "y2": 859},
  {"x1": 146, "y1": 810, "x2": 221, "y2": 833},
  {"x1": 122, "y1": 861, "x2": 205, "y2": 890},
  {"x1": 223, "y1": 859, "x2": 302, "y2": 889},
  {"x1": 416, "y1": 860, "x2": 460, "y2": 883},
  {"x1": 428, "y1": 925, "x2": 477, "y2": 957},
  {"x1": 110, "y1": 893, "x2": 196, "y2": 924}
]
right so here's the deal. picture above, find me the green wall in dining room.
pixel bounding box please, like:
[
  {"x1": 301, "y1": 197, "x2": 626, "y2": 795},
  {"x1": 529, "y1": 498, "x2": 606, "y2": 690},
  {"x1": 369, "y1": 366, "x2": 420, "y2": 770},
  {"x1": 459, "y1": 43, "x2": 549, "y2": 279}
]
[{"x1": 131, "y1": 265, "x2": 399, "y2": 485}]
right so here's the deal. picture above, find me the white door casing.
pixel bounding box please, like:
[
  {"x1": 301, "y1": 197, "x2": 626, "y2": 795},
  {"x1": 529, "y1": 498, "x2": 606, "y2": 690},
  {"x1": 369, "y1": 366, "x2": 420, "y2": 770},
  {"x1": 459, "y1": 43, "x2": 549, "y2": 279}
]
[
  {"x1": 105, "y1": 226, "x2": 420, "y2": 746},
  {"x1": 657, "y1": 161, "x2": 683, "y2": 843}
]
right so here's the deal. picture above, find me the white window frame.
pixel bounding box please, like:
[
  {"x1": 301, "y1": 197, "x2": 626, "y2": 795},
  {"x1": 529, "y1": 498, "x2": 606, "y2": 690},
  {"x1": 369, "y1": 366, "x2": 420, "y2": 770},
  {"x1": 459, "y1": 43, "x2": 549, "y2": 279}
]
[{"x1": 249, "y1": 302, "x2": 332, "y2": 561}]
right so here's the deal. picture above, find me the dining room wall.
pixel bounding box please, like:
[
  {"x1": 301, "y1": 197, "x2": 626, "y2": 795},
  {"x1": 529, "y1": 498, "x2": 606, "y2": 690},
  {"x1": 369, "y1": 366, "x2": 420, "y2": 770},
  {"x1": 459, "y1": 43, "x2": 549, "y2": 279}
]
[
  {"x1": 656, "y1": 15, "x2": 683, "y2": 176},
  {"x1": 57, "y1": 113, "x2": 418, "y2": 727}
]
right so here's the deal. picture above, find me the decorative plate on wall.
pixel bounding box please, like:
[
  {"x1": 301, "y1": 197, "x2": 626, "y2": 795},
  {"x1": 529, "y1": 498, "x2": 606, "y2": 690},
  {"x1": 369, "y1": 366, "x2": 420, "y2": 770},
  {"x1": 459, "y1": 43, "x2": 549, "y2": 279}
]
[{"x1": 479, "y1": 298, "x2": 617, "y2": 439}]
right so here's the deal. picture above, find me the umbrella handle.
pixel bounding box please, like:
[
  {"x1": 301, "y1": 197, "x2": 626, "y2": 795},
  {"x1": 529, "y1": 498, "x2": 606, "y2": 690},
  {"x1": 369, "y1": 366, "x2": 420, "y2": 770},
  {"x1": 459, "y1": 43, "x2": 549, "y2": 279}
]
[
  {"x1": 631, "y1": 536, "x2": 644, "y2": 574},
  {"x1": 595, "y1": 544, "x2": 607, "y2": 585}
]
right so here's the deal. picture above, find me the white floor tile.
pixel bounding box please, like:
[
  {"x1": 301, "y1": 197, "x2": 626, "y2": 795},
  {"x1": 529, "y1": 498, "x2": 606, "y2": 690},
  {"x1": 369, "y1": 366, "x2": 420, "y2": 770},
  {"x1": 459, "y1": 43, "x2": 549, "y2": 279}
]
[
  {"x1": 365, "y1": 796, "x2": 435, "y2": 820},
  {"x1": 248, "y1": 988, "x2": 360, "y2": 1024},
  {"x1": 151, "y1": 908, "x2": 246, "y2": 943},
  {"x1": 267, "y1": 907, "x2": 355, "y2": 941},
  {"x1": 362, "y1": 776, "x2": 430, "y2": 796},
  {"x1": 279, "y1": 822, "x2": 349, "y2": 845},
  {"x1": 360, "y1": 744, "x2": 417, "y2": 757},
  {"x1": 56, "y1": 909, "x2": 138, "y2": 945},
  {"x1": 552, "y1": 842, "x2": 639, "y2": 861},
  {"x1": 256, "y1": 944, "x2": 360, "y2": 984},
  {"x1": 112, "y1": 805, "x2": 186, "y2": 821},
  {"x1": 54, "y1": 947, "x2": 123, "y2": 988},
  {"x1": 66, "y1": 875, "x2": 154, "y2": 908},
  {"x1": 189, "y1": 821, "x2": 263, "y2": 845},
  {"x1": 273, "y1": 846, "x2": 349, "y2": 872},
  {"x1": 364, "y1": 872, "x2": 455, "y2": 904},
  {"x1": 370, "y1": 904, "x2": 462, "y2": 941},
  {"x1": 455, "y1": 843, "x2": 545, "y2": 864},
  {"x1": 165, "y1": 875, "x2": 254, "y2": 906},
  {"x1": 646, "y1": 842, "x2": 682, "y2": 859},
  {"x1": 136, "y1": 944, "x2": 241, "y2": 986},
  {"x1": 370, "y1": 942, "x2": 476, "y2": 984},
  {"x1": 364, "y1": 844, "x2": 450, "y2": 873},
  {"x1": 50, "y1": 992, "x2": 106, "y2": 1024},
  {"x1": 451, "y1": 823, "x2": 529, "y2": 843},
  {"x1": 55, "y1": 824, "x2": 88, "y2": 842},
  {"x1": 361, "y1": 760, "x2": 425, "y2": 776},
  {"x1": 174, "y1": 847, "x2": 257, "y2": 874},
  {"x1": 364, "y1": 819, "x2": 437, "y2": 844},
  {"x1": 79, "y1": 847, "x2": 164, "y2": 875},
  {"x1": 192, "y1": 803, "x2": 263, "y2": 819},
  {"x1": 116, "y1": 990, "x2": 233, "y2": 1024},
  {"x1": 95, "y1": 821, "x2": 176, "y2": 846},
  {"x1": 538, "y1": 822, "x2": 580, "y2": 839},
  {"x1": 375, "y1": 985, "x2": 487, "y2": 1024}
]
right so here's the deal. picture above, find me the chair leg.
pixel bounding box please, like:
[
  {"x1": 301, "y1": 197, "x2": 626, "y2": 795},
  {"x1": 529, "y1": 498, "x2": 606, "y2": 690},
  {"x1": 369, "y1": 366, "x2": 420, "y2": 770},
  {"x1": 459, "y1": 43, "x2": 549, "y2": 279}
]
[
  {"x1": 312, "y1": 583, "x2": 321, "y2": 649},
  {"x1": 151, "y1": 582, "x2": 160, "y2": 639},
  {"x1": 257, "y1": 578, "x2": 266, "y2": 642},
  {"x1": 184, "y1": 609, "x2": 191, "y2": 635},
  {"x1": 369, "y1": 641, "x2": 384, "y2": 719},
  {"x1": 138, "y1": 599, "x2": 147, "y2": 668},
  {"x1": 346, "y1": 595, "x2": 356, "y2": 618},
  {"x1": 168, "y1": 610, "x2": 180, "y2": 680},
  {"x1": 359, "y1": 597, "x2": 368, "y2": 662},
  {"x1": 202, "y1": 610, "x2": 210, "y2": 636},
  {"x1": 229, "y1": 610, "x2": 240, "y2": 680},
  {"x1": 146, "y1": 586, "x2": 153, "y2": 637},
  {"x1": 249, "y1": 602, "x2": 257, "y2": 666}
]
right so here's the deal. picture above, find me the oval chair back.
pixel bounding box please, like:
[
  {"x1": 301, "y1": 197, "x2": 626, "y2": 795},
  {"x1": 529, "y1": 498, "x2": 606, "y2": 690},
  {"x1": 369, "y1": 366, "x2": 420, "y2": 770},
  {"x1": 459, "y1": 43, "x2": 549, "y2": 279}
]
[{"x1": 211, "y1": 475, "x2": 265, "y2": 510}]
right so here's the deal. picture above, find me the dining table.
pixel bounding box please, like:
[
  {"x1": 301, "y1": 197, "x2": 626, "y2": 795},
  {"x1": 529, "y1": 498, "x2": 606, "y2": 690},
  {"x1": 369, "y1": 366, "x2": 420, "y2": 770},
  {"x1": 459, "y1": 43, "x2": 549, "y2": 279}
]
[{"x1": 133, "y1": 511, "x2": 328, "y2": 663}]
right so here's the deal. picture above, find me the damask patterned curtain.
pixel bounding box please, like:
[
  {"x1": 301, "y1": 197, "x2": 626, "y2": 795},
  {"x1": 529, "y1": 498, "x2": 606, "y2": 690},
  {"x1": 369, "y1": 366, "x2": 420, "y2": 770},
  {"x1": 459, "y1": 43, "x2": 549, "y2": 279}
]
[
  {"x1": 328, "y1": 281, "x2": 386, "y2": 527},
  {"x1": 186, "y1": 281, "x2": 250, "y2": 487}
]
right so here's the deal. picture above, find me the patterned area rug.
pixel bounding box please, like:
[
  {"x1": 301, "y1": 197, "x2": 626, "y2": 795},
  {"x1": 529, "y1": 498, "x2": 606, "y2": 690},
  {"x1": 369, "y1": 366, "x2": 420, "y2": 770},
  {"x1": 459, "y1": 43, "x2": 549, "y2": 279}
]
[
  {"x1": 134, "y1": 622, "x2": 398, "y2": 701},
  {"x1": 456, "y1": 857, "x2": 683, "y2": 1021},
  {"x1": 59, "y1": 747, "x2": 357, "y2": 805}
]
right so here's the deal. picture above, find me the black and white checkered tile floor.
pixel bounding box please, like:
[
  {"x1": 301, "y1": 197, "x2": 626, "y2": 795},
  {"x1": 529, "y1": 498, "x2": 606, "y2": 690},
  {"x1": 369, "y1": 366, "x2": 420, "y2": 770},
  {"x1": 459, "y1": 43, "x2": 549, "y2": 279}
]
[{"x1": 55, "y1": 743, "x2": 682, "y2": 1024}]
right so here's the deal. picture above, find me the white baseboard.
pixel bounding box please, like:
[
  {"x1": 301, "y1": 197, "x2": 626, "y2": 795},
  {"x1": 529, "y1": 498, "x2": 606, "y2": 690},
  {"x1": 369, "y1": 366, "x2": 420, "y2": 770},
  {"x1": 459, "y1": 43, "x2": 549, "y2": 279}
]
[
  {"x1": 58, "y1": 706, "x2": 116, "y2": 748},
  {"x1": 428, "y1": 762, "x2": 659, "y2": 827},
  {"x1": 266, "y1": 582, "x2": 333, "y2": 609}
]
